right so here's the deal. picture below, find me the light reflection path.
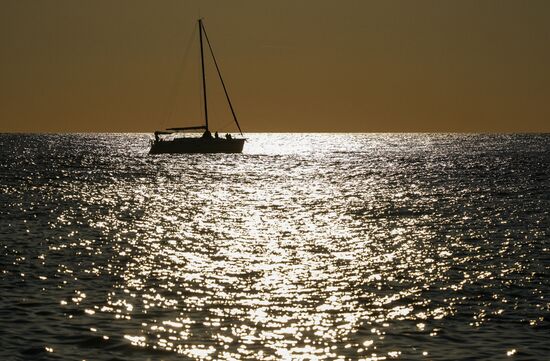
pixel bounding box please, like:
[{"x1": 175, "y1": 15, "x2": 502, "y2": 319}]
[
  {"x1": 89, "y1": 135, "x2": 465, "y2": 359},
  {"x1": 1, "y1": 134, "x2": 549, "y2": 360}
]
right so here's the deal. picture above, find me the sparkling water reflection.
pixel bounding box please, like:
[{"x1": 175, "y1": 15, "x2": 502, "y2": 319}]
[{"x1": 0, "y1": 133, "x2": 549, "y2": 360}]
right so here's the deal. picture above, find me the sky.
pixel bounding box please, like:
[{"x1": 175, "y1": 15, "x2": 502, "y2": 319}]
[{"x1": 1, "y1": 0, "x2": 549, "y2": 133}]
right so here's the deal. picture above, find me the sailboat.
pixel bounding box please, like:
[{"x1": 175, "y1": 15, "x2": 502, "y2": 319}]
[{"x1": 150, "y1": 19, "x2": 246, "y2": 154}]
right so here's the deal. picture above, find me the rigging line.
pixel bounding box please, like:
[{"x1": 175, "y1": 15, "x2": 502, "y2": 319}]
[
  {"x1": 200, "y1": 20, "x2": 244, "y2": 136},
  {"x1": 163, "y1": 24, "x2": 198, "y2": 128}
]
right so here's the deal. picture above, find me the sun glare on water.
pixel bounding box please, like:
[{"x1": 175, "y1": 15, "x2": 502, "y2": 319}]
[{"x1": 2, "y1": 134, "x2": 548, "y2": 360}]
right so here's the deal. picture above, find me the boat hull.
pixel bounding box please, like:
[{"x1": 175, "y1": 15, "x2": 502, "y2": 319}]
[{"x1": 149, "y1": 138, "x2": 245, "y2": 154}]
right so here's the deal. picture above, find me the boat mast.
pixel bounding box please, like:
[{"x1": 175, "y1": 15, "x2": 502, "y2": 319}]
[
  {"x1": 199, "y1": 18, "x2": 208, "y2": 131},
  {"x1": 200, "y1": 20, "x2": 244, "y2": 136}
]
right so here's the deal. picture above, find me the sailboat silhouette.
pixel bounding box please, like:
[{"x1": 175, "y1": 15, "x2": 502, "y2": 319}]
[{"x1": 150, "y1": 19, "x2": 245, "y2": 154}]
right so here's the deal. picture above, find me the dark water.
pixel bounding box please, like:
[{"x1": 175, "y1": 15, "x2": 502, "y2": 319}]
[{"x1": 1, "y1": 133, "x2": 549, "y2": 360}]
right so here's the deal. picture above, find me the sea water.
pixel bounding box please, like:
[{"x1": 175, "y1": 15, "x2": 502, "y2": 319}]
[{"x1": 0, "y1": 133, "x2": 549, "y2": 360}]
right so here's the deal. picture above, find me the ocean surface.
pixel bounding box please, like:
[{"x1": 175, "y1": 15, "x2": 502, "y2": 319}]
[{"x1": 0, "y1": 133, "x2": 549, "y2": 360}]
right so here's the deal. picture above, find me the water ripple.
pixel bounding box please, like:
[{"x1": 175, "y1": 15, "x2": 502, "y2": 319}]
[{"x1": 1, "y1": 133, "x2": 549, "y2": 360}]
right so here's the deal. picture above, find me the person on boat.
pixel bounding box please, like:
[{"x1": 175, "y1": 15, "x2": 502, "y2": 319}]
[
  {"x1": 202, "y1": 130, "x2": 213, "y2": 139},
  {"x1": 215, "y1": 131, "x2": 219, "y2": 139},
  {"x1": 225, "y1": 133, "x2": 232, "y2": 140}
]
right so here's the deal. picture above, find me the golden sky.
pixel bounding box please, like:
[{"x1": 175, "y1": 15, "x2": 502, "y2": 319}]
[{"x1": 1, "y1": 0, "x2": 549, "y2": 132}]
